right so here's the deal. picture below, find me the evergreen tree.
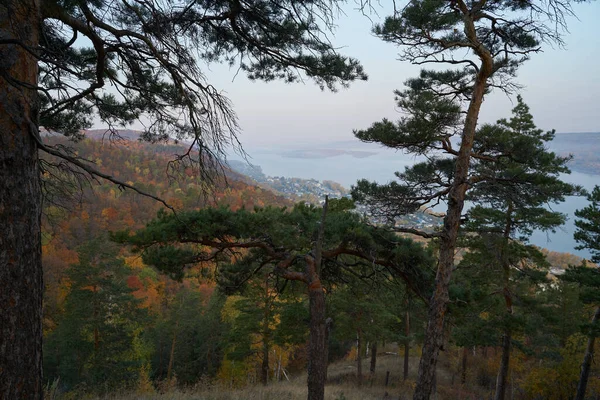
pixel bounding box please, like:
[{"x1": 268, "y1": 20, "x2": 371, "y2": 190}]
[
  {"x1": 563, "y1": 186, "x2": 600, "y2": 400},
  {"x1": 44, "y1": 238, "x2": 148, "y2": 392},
  {"x1": 116, "y1": 201, "x2": 433, "y2": 400},
  {"x1": 461, "y1": 96, "x2": 577, "y2": 400},
  {"x1": 0, "y1": 1, "x2": 366, "y2": 395},
  {"x1": 149, "y1": 285, "x2": 227, "y2": 386},
  {"x1": 351, "y1": 1, "x2": 583, "y2": 392}
]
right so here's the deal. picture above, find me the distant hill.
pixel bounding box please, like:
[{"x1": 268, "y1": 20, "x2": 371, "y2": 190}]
[{"x1": 84, "y1": 128, "x2": 145, "y2": 141}]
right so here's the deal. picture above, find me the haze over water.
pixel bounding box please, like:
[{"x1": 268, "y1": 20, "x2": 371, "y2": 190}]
[{"x1": 232, "y1": 132, "x2": 600, "y2": 260}]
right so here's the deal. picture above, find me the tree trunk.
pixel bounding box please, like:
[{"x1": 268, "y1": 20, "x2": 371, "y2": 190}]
[
  {"x1": 494, "y1": 330, "x2": 511, "y2": 400},
  {"x1": 307, "y1": 276, "x2": 327, "y2": 400},
  {"x1": 412, "y1": 32, "x2": 493, "y2": 398},
  {"x1": 495, "y1": 202, "x2": 514, "y2": 400},
  {"x1": 575, "y1": 306, "x2": 600, "y2": 400},
  {"x1": 370, "y1": 341, "x2": 378, "y2": 375},
  {"x1": 0, "y1": 0, "x2": 43, "y2": 398},
  {"x1": 461, "y1": 347, "x2": 468, "y2": 384},
  {"x1": 357, "y1": 329, "x2": 363, "y2": 386},
  {"x1": 166, "y1": 319, "x2": 179, "y2": 381},
  {"x1": 261, "y1": 340, "x2": 269, "y2": 386},
  {"x1": 404, "y1": 307, "x2": 410, "y2": 381},
  {"x1": 324, "y1": 317, "x2": 333, "y2": 382},
  {"x1": 261, "y1": 279, "x2": 270, "y2": 386},
  {"x1": 304, "y1": 198, "x2": 329, "y2": 400}
]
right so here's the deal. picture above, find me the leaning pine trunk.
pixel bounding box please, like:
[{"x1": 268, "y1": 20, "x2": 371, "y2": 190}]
[
  {"x1": 575, "y1": 306, "x2": 600, "y2": 400},
  {"x1": 412, "y1": 25, "x2": 493, "y2": 399},
  {"x1": 0, "y1": 0, "x2": 43, "y2": 398}
]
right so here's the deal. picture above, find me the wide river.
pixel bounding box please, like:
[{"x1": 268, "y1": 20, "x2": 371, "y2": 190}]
[{"x1": 233, "y1": 138, "x2": 598, "y2": 260}]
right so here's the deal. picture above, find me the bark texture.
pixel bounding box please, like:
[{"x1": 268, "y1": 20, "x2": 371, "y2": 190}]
[
  {"x1": 369, "y1": 341, "x2": 377, "y2": 375},
  {"x1": 307, "y1": 274, "x2": 327, "y2": 400},
  {"x1": 495, "y1": 331, "x2": 511, "y2": 400},
  {"x1": 0, "y1": 0, "x2": 43, "y2": 398},
  {"x1": 356, "y1": 329, "x2": 363, "y2": 386},
  {"x1": 461, "y1": 347, "x2": 468, "y2": 384},
  {"x1": 404, "y1": 308, "x2": 410, "y2": 381},
  {"x1": 575, "y1": 306, "x2": 600, "y2": 400}
]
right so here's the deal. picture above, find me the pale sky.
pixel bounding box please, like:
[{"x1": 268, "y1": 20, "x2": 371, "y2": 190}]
[{"x1": 199, "y1": 1, "x2": 600, "y2": 148}]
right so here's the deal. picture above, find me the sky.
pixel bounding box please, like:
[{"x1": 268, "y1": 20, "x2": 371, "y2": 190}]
[{"x1": 193, "y1": 1, "x2": 600, "y2": 148}]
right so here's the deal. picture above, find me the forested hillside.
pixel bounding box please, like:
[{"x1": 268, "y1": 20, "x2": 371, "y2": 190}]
[
  {"x1": 40, "y1": 136, "x2": 294, "y2": 391},
  {"x1": 2, "y1": 0, "x2": 599, "y2": 399},
  {"x1": 38, "y1": 134, "x2": 600, "y2": 399}
]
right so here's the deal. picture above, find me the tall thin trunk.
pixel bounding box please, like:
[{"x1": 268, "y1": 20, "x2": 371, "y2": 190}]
[
  {"x1": 495, "y1": 331, "x2": 511, "y2": 400},
  {"x1": 370, "y1": 341, "x2": 378, "y2": 375},
  {"x1": 93, "y1": 285, "x2": 100, "y2": 352},
  {"x1": 261, "y1": 339, "x2": 269, "y2": 386},
  {"x1": 0, "y1": 0, "x2": 42, "y2": 398},
  {"x1": 307, "y1": 276, "x2": 327, "y2": 400},
  {"x1": 461, "y1": 347, "x2": 468, "y2": 384},
  {"x1": 404, "y1": 307, "x2": 410, "y2": 381},
  {"x1": 324, "y1": 317, "x2": 333, "y2": 382},
  {"x1": 166, "y1": 318, "x2": 179, "y2": 381},
  {"x1": 261, "y1": 278, "x2": 270, "y2": 386},
  {"x1": 356, "y1": 329, "x2": 363, "y2": 386},
  {"x1": 412, "y1": 32, "x2": 493, "y2": 397},
  {"x1": 575, "y1": 306, "x2": 600, "y2": 400},
  {"x1": 306, "y1": 197, "x2": 328, "y2": 400},
  {"x1": 495, "y1": 202, "x2": 514, "y2": 400}
]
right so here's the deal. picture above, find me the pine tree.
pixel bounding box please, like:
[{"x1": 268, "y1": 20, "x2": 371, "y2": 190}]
[
  {"x1": 43, "y1": 238, "x2": 148, "y2": 392},
  {"x1": 0, "y1": 1, "x2": 366, "y2": 394},
  {"x1": 460, "y1": 96, "x2": 577, "y2": 399},
  {"x1": 116, "y1": 201, "x2": 433, "y2": 400},
  {"x1": 351, "y1": 2, "x2": 583, "y2": 396},
  {"x1": 563, "y1": 186, "x2": 600, "y2": 400}
]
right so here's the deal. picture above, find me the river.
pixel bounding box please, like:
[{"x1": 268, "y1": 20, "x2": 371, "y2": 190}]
[{"x1": 232, "y1": 136, "x2": 599, "y2": 259}]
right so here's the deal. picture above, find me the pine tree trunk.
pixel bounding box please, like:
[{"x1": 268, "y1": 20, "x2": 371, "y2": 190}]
[
  {"x1": 413, "y1": 38, "x2": 493, "y2": 399},
  {"x1": 324, "y1": 317, "x2": 333, "y2": 382},
  {"x1": 261, "y1": 340, "x2": 269, "y2": 386},
  {"x1": 357, "y1": 329, "x2": 363, "y2": 386},
  {"x1": 494, "y1": 330, "x2": 511, "y2": 400},
  {"x1": 404, "y1": 307, "x2": 410, "y2": 381},
  {"x1": 370, "y1": 341, "x2": 378, "y2": 375},
  {"x1": 575, "y1": 306, "x2": 600, "y2": 400},
  {"x1": 461, "y1": 347, "x2": 468, "y2": 384},
  {"x1": 306, "y1": 198, "x2": 328, "y2": 400},
  {"x1": 495, "y1": 203, "x2": 514, "y2": 400},
  {"x1": 0, "y1": 0, "x2": 43, "y2": 398},
  {"x1": 261, "y1": 279, "x2": 270, "y2": 386},
  {"x1": 307, "y1": 277, "x2": 327, "y2": 400},
  {"x1": 166, "y1": 319, "x2": 179, "y2": 381}
]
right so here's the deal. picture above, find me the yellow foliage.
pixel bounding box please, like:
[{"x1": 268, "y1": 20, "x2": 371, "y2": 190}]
[
  {"x1": 217, "y1": 358, "x2": 254, "y2": 388},
  {"x1": 520, "y1": 334, "x2": 585, "y2": 399},
  {"x1": 123, "y1": 255, "x2": 145, "y2": 270},
  {"x1": 136, "y1": 363, "x2": 155, "y2": 394}
]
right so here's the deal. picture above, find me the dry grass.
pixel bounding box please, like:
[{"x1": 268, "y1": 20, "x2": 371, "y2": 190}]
[{"x1": 48, "y1": 346, "x2": 492, "y2": 400}]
